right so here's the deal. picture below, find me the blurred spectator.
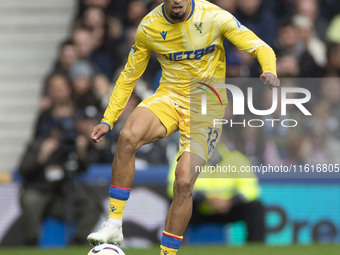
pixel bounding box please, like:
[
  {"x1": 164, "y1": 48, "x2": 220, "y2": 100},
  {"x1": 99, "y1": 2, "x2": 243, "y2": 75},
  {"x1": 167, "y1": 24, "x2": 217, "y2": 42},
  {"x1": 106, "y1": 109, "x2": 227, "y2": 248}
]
[
  {"x1": 35, "y1": 75, "x2": 74, "y2": 138},
  {"x1": 19, "y1": 101, "x2": 101, "y2": 245},
  {"x1": 225, "y1": 51, "x2": 242, "y2": 78},
  {"x1": 80, "y1": 6, "x2": 106, "y2": 30},
  {"x1": 294, "y1": 0, "x2": 328, "y2": 41},
  {"x1": 93, "y1": 74, "x2": 112, "y2": 108},
  {"x1": 276, "y1": 53, "x2": 300, "y2": 78},
  {"x1": 36, "y1": 70, "x2": 109, "y2": 139},
  {"x1": 69, "y1": 60, "x2": 102, "y2": 112},
  {"x1": 275, "y1": 18, "x2": 322, "y2": 77},
  {"x1": 35, "y1": 99, "x2": 76, "y2": 139},
  {"x1": 299, "y1": 121, "x2": 340, "y2": 165},
  {"x1": 77, "y1": 0, "x2": 113, "y2": 18},
  {"x1": 308, "y1": 99, "x2": 334, "y2": 137},
  {"x1": 262, "y1": 0, "x2": 294, "y2": 20},
  {"x1": 73, "y1": 28, "x2": 114, "y2": 79},
  {"x1": 82, "y1": 0, "x2": 111, "y2": 9},
  {"x1": 119, "y1": 26, "x2": 137, "y2": 61},
  {"x1": 293, "y1": 15, "x2": 327, "y2": 67},
  {"x1": 213, "y1": 0, "x2": 237, "y2": 14},
  {"x1": 49, "y1": 40, "x2": 78, "y2": 77},
  {"x1": 261, "y1": 80, "x2": 305, "y2": 160},
  {"x1": 149, "y1": 0, "x2": 165, "y2": 10},
  {"x1": 73, "y1": 28, "x2": 95, "y2": 59},
  {"x1": 234, "y1": 49, "x2": 260, "y2": 77},
  {"x1": 124, "y1": 0, "x2": 147, "y2": 29},
  {"x1": 231, "y1": 114, "x2": 281, "y2": 166},
  {"x1": 107, "y1": 16, "x2": 124, "y2": 41},
  {"x1": 236, "y1": 0, "x2": 277, "y2": 46},
  {"x1": 75, "y1": 7, "x2": 120, "y2": 78},
  {"x1": 39, "y1": 74, "x2": 72, "y2": 114},
  {"x1": 326, "y1": 43, "x2": 340, "y2": 74},
  {"x1": 318, "y1": 77, "x2": 340, "y2": 139},
  {"x1": 77, "y1": 0, "x2": 132, "y2": 21},
  {"x1": 168, "y1": 139, "x2": 265, "y2": 243}
]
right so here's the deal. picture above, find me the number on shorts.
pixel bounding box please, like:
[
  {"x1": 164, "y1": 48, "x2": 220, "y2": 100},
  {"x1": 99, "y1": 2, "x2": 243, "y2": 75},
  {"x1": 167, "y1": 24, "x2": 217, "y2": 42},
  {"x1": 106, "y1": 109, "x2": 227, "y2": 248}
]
[{"x1": 207, "y1": 127, "x2": 219, "y2": 155}]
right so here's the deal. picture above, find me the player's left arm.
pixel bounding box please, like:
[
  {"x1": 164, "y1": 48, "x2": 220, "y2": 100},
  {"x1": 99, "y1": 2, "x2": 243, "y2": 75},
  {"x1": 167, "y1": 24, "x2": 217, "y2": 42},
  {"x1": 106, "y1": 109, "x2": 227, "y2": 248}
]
[
  {"x1": 216, "y1": 11, "x2": 280, "y2": 88},
  {"x1": 253, "y1": 46, "x2": 280, "y2": 88}
]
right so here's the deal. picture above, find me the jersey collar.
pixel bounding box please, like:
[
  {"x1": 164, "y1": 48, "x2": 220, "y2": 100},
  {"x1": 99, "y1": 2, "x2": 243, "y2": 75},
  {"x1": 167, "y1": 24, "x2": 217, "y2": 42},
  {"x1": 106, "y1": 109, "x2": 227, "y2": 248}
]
[{"x1": 162, "y1": 0, "x2": 195, "y2": 24}]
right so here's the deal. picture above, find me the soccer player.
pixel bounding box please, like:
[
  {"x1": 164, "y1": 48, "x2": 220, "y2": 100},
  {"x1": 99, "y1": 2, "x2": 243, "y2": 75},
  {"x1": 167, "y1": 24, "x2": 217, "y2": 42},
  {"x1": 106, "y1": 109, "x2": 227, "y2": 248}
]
[{"x1": 87, "y1": 0, "x2": 280, "y2": 254}]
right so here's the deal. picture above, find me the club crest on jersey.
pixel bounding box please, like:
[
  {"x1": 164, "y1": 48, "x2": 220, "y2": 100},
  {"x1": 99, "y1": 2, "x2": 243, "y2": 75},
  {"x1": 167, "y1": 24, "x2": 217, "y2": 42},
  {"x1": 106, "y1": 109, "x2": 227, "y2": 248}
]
[
  {"x1": 195, "y1": 22, "x2": 203, "y2": 33},
  {"x1": 160, "y1": 31, "x2": 168, "y2": 40}
]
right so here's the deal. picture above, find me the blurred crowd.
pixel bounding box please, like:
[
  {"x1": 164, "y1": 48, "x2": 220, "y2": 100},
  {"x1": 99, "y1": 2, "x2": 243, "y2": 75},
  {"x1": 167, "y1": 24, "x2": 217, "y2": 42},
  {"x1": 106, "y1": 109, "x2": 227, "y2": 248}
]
[{"x1": 21, "y1": 0, "x2": 340, "y2": 185}]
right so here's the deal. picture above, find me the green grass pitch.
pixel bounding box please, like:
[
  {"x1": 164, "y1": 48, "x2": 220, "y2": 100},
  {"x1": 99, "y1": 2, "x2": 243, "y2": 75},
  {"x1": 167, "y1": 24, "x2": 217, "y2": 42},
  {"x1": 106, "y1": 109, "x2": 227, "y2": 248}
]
[{"x1": 1, "y1": 244, "x2": 340, "y2": 255}]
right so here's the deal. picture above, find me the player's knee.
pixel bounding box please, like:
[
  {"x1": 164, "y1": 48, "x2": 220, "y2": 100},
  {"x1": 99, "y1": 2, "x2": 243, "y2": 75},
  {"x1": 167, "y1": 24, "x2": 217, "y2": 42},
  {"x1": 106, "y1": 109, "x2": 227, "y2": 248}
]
[
  {"x1": 118, "y1": 127, "x2": 140, "y2": 151},
  {"x1": 174, "y1": 177, "x2": 195, "y2": 199}
]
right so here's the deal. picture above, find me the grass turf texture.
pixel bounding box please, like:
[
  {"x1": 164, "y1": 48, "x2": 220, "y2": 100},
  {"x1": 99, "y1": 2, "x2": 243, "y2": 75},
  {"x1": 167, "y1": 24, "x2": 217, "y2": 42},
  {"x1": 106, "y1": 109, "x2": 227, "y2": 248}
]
[{"x1": 1, "y1": 244, "x2": 340, "y2": 255}]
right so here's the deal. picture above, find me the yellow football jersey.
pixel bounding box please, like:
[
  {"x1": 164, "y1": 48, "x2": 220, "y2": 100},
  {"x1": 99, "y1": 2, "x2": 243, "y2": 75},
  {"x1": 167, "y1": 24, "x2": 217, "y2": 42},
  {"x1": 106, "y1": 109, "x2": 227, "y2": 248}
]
[{"x1": 102, "y1": 0, "x2": 276, "y2": 129}]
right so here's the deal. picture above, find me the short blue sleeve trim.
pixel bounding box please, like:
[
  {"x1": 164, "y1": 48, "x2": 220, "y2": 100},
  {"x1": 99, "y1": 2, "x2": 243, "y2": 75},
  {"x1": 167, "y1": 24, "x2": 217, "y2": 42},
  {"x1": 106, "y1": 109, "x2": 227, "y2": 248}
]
[
  {"x1": 264, "y1": 72, "x2": 277, "y2": 78},
  {"x1": 100, "y1": 122, "x2": 111, "y2": 131}
]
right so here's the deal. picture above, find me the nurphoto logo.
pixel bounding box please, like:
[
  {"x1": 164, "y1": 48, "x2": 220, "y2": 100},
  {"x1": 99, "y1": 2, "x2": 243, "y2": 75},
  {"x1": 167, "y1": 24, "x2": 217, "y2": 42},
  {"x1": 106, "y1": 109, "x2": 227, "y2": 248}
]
[{"x1": 200, "y1": 84, "x2": 312, "y2": 128}]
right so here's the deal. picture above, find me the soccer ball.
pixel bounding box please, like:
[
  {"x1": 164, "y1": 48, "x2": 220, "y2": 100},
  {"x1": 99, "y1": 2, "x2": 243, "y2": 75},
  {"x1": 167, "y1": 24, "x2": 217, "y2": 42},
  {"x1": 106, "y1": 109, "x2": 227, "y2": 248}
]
[{"x1": 88, "y1": 243, "x2": 126, "y2": 255}]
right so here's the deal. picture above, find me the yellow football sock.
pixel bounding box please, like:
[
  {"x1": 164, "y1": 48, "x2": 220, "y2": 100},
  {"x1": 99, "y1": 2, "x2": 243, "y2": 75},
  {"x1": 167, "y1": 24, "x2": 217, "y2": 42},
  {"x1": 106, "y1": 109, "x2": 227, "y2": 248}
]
[
  {"x1": 160, "y1": 245, "x2": 178, "y2": 255},
  {"x1": 108, "y1": 185, "x2": 131, "y2": 219},
  {"x1": 109, "y1": 197, "x2": 127, "y2": 219}
]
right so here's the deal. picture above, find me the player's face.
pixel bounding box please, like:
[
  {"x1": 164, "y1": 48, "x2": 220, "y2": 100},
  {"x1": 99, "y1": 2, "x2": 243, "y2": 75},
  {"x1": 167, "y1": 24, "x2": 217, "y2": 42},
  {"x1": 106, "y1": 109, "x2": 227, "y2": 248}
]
[{"x1": 164, "y1": 0, "x2": 191, "y2": 22}]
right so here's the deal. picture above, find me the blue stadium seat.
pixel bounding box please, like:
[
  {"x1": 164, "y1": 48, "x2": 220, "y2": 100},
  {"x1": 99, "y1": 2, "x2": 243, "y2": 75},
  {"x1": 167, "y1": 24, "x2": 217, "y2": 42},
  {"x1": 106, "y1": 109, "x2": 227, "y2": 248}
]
[{"x1": 39, "y1": 217, "x2": 75, "y2": 248}]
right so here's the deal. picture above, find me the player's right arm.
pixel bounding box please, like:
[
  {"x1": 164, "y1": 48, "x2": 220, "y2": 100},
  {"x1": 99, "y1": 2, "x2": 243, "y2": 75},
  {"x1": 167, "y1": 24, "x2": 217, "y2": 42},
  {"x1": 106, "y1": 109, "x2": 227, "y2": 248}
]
[{"x1": 90, "y1": 24, "x2": 151, "y2": 143}]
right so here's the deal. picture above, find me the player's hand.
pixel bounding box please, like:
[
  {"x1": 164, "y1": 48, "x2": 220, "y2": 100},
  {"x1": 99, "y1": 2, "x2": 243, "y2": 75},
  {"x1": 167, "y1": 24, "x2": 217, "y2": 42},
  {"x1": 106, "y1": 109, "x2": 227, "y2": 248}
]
[
  {"x1": 260, "y1": 72, "x2": 280, "y2": 89},
  {"x1": 90, "y1": 123, "x2": 110, "y2": 143}
]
